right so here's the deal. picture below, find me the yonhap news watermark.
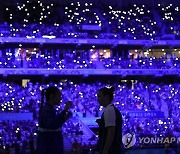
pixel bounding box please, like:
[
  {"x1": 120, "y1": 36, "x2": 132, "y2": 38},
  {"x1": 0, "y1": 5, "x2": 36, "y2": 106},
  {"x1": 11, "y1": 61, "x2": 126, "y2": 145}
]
[
  {"x1": 139, "y1": 136, "x2": 180, "y2": 144},
  {"x1": 122, "y1": 133, "x2": 180, "y2": 149}
]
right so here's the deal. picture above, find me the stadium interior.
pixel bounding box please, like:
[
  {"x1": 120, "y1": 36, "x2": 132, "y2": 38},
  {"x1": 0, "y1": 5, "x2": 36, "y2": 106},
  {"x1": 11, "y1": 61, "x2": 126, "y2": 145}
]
[{"x1": 0, "y1": 0, "x2": 180, "y2": 153}]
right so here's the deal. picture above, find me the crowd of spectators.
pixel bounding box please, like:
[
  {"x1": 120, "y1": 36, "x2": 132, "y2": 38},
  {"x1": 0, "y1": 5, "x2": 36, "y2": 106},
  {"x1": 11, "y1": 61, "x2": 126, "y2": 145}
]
[
  {"x1": 101, "y1": 4, "x2": 160, "y2": 40},
  {"x1": 0, "y1": 48, "x2": 180, "y2": 69},
  {"x1": 157, "y1": 4, "x2": 180, "y2": 37},
  {"x1": 101, "y1": 56, "x2": 180, "y2": 69},
  {"x1": 63, "y1": 119, "x2": 98, "y2": 152},
  {"x1": 64, "y1": 2, "x2": 102, "y2": 26},
  {"x1": 0, "y1": 80, "x2": 180, "y2": 151},
  {"x1": 0, "y1": 2, "x2": 179, "y2": 39},
  {"x1": 0, "y1": 120, "x2": 36, "y2": 153}
]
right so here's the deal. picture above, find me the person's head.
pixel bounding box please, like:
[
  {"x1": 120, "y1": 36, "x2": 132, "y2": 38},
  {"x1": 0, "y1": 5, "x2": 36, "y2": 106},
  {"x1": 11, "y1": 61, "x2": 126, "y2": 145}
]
[
  {"x1": 42, "y1": 86, "x2": 62, "y2": 106},
  {"x1": 97, "y1": 86, "x2": 115, "y2": 107}
]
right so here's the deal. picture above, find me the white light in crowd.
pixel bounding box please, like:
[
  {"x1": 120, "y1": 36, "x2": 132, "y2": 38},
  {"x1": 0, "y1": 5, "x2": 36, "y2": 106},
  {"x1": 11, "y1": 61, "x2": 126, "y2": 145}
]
[{"x1": 42, "y1": 35, "x2": 56, "y2": 39}]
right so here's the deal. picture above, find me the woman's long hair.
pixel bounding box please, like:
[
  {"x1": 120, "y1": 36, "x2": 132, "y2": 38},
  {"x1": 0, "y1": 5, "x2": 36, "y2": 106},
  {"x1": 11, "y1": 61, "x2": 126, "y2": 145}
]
[
  {"x1": 40, "y1": 89, "x2": 46, "y2": 110},
  {"x1": 38, "y1": 86, "x2": 60, "y2": 123},
  {"x1": 38, "y1": 88, "x2": 46, "y2": 124}
]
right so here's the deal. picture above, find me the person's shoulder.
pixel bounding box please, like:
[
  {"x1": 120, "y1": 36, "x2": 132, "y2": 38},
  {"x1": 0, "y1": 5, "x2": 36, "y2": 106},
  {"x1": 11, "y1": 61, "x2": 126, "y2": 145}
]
[
  {"x1": 104, "y1": 104, "x2": 115, "y2": 114},
  {"x1": 105, "y1": 104, "x2": 114, "y2": 111}
]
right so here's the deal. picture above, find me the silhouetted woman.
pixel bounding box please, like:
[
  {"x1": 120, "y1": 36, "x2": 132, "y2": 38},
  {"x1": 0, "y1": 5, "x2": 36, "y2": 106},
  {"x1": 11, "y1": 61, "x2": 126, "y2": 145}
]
[
  {"x1": 97, "y1": 86, "x2": 123, "y2": 154},
  {"x1": 36, "y1": 86, "x2": 72, "y2": 154}
]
